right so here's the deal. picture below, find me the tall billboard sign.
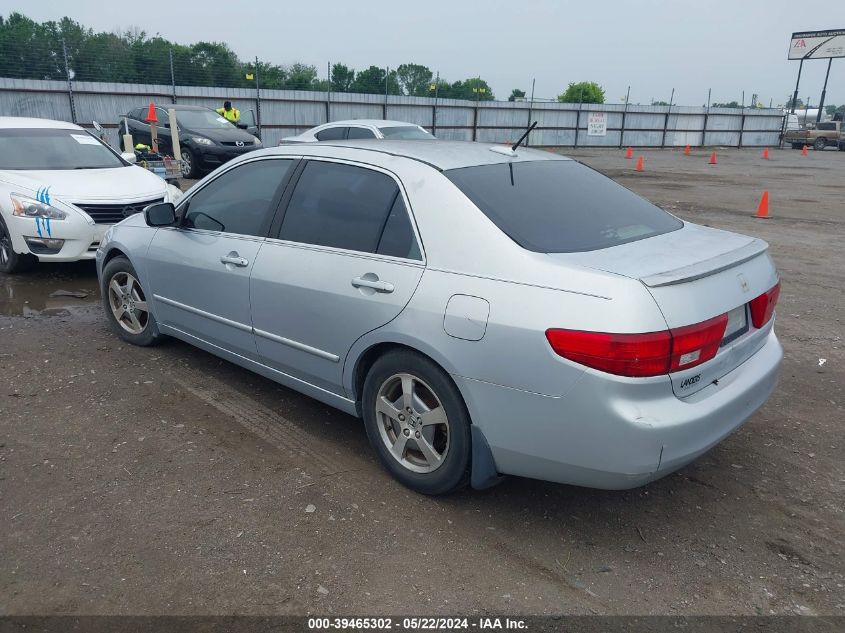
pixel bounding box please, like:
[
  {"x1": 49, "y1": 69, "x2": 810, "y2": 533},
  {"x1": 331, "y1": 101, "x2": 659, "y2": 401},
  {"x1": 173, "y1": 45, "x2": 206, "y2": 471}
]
[{"x1": 789, "y1": 30, "x2": 845, "y2": 59}]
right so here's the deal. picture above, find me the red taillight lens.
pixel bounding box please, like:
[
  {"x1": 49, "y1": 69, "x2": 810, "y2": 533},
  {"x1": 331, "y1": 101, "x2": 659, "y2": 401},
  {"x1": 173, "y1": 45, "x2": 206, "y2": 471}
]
[
  {"x1": 546, "y1": 314, "x2": 729, "y2": 378},
  {"x1": 668, "y1": 314, "x2": 728, "y2": 372},
  {"x1": 545, "y1": 329, "x2": 671, "y2": 377},
  {"x1": 749, "y1": 281, "x2": 780, "y2": 328}
]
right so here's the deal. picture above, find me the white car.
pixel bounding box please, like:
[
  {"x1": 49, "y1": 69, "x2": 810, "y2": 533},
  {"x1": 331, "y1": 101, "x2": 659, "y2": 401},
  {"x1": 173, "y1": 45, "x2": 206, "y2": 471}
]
[
  {"x1": 0, "y1": 117, "x2": 182, "y2": 274},
  {"x1": 279, "y1": 119, "x2": 434, "y2": 144}
]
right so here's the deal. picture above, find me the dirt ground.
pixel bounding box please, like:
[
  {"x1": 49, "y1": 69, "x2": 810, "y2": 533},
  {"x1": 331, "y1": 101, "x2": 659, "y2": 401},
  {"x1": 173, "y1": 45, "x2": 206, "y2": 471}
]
[{"x1": 0, "y1": 147, "x2": 843, "y2": 617}]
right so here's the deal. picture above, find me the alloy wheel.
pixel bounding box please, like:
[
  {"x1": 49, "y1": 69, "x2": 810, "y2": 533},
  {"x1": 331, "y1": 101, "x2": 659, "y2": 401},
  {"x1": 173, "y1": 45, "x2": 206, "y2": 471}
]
[
  {"x1": 375, "y1": 373, "x2": 450, "y2": 473},
  {"x1": 180, "y1": 153, "x2": 192, "y2": 177},
  {"x1": 107, "y1": 271, "x2": 149, "y2": 335},
  {"x1": 0, "y1": 222, "x2": 9, "y2": 267}
]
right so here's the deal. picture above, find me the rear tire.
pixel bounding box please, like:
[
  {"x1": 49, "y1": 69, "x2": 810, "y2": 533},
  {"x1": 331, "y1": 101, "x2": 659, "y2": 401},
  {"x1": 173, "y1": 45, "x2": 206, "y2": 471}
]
[
  {"x1": 362, "y1": 350, "x2": 471, "y2": 495},
  {"x1": 0, "y1": 215, "x2": 36, "y2": 274},
  {"x1": 101, "y1": 256, "x2": 165, "y2": 346},
  {"x1": 813, "y1": 137, "x2": 827, "y2": 151}
]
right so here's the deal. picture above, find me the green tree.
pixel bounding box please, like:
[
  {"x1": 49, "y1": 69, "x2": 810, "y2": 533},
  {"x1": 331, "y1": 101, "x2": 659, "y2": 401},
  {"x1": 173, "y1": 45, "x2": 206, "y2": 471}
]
[
  {"x1": 187, "y1": 41, "x2": 241, "y2": 87},
  {"x1": 283, "y1": 62, "x2": 318, "y2": 90},
  {"x1": 558, "y1": 81, "x2": 605, "y2": 104},
  {"x1": 330, "y1": 63, "x2": 355, "y2": 93},
  {"x1": 449, "y1": 78, "x2": 494, "y2": 101},
  {"x1": 0, "y1": 12, "x2": 63, "y2": 79},
  {"x1": 508, "y1": 88, "x2": 526, "y2": 101},
  {"x1": 351, "y1": 65, "x2": 400, "y2": 95},
  {"x1": 396, "y1": 63, "x2": 432, "y2": 97},
  {"x1": 712, "y1": 101, "x2": 741, "y2": 108}
]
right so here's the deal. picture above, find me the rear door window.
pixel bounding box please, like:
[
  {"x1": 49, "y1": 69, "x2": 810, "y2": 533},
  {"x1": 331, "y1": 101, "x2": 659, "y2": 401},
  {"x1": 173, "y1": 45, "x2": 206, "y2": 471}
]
[
  {"x1": 445, "y1": 160, "x2": 683, "y2": 253},
  {"x1": 347, "y1": 127, "x2": 376, "y2": 139},
  {"x1": 278, "y1": 160, "x2": 420, "y2": 259},
  {"x1": 315, "y1": 126, "x2": 347, "y2": 141}
]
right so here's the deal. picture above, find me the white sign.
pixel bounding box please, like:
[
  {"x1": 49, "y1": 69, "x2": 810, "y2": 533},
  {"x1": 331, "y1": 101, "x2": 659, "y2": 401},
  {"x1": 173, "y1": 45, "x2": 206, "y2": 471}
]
[
  {"x1": 789, "y1": 29, "x2": 845, "y2": 60},
  {"x1": 587, "y1": 112, "x2": 607, "y2": 136},
  {"x1": 71, "y1": 134, "x2": 100, "y2": 145}
]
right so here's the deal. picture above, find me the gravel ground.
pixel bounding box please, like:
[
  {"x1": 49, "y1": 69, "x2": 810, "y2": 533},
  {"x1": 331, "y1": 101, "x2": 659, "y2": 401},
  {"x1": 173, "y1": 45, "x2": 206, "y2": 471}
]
[{"x1": 0, "y1": 147, "x2": 842, "y2": 616}]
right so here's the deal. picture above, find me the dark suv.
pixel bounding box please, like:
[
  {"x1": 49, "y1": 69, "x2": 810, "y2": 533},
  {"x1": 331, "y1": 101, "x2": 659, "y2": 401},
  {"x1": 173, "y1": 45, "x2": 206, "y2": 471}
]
[{"x1": 119, "y1": 105, "x2": 261, "y2": 178}]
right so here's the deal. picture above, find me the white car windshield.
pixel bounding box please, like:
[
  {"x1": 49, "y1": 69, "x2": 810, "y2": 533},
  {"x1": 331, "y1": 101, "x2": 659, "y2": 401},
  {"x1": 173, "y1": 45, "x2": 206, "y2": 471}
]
[
  {"x1": 0, "y1": 128, "x2": 126, "y2": 170},
  {"x1": 377, "y1": 126, "x2": 434, "y2": 140},
  {"x1": 176, "y1": 110, "x2": 237, "y2": 129}
]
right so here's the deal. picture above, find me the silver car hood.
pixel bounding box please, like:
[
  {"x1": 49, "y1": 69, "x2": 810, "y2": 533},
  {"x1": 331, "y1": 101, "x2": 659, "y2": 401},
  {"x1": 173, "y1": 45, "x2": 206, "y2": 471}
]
[{"x1": 547, "y1": 223, "x2": 766, "y2": 287}]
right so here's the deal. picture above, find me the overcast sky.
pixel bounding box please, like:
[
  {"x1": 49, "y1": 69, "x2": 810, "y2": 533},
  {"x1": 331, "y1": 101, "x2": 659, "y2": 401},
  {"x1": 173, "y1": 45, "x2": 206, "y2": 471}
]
[{"x1": 4, "y1": 0, "x2": 845, "y2": 107}]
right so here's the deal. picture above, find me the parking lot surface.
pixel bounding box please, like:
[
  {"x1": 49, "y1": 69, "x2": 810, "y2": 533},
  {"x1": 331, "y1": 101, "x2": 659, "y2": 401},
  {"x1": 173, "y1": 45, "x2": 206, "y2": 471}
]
[{"x1": 1, "y1": 147, "x2": 842, "y2": 616}]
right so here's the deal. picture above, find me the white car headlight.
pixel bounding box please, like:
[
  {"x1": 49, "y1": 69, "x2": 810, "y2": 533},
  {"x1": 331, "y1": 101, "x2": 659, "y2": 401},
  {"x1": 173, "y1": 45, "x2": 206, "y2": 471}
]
[
  {"x1": 252, "y1": 136, "x2": 262, "y2": 146},
  {"x1": 11, "y1": 193, "x2": 67, "y2": 220},
  {"x1": 191, "y1": 136, "x2": 214, "y2": 146},
  {"x1": 165, "y1": 184, "x2": 184, "y2": 205}
]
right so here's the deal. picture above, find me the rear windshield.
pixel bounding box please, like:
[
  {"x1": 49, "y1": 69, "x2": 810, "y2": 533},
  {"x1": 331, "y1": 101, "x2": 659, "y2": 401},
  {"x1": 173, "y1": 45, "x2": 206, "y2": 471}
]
[
  {"x1": 445, "y1": 160, "x2": 682, "y2": 253},
  {"x1": 0, "y1": 128, "x2": 126, "y2": 170},
  {"x1": 378, "y1": 126, "x2": 434, "y2": 140}
]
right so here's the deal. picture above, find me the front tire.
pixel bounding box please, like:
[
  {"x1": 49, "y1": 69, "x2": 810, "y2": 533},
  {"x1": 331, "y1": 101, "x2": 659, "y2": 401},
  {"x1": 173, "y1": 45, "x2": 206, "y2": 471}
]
[
  {"x1": 362, "y1": 350, "x2": 471, "y2": 495},
  {"x1": 0, "y1": 215, "x2": 36, "y2": 274},
  {"x1": 813, "y1": 137, "x2": 827, "y2": 151},
  {"x1": 101, "y1": 256, "x2": 164, "y2": 346},
  {"x1": 180, "y1": 147, "x2": 197, "y2": 179}
]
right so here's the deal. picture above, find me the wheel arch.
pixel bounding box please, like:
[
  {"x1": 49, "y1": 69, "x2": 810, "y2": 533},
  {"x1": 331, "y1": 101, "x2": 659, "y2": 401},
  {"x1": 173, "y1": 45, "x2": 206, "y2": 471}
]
[{"x1": 347, "y1": 337, "x2": 504, "y2": 490}]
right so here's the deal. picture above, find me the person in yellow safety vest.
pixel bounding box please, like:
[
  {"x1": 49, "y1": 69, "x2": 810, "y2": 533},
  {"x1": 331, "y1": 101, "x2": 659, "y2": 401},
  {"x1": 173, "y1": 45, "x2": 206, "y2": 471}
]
[{"x1": 216, "y1": 101, "x2": 240, "y2": 124}]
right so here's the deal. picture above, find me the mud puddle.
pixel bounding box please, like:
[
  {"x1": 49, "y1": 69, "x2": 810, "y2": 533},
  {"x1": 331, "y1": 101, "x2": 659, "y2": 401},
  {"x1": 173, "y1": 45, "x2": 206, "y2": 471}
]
[{"x1": 0, "y1": 261, "x2": 100, "y2": 317}]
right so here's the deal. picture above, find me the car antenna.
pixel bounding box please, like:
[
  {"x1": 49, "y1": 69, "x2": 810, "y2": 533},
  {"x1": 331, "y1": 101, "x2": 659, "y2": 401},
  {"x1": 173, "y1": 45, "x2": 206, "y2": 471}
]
[{"x1": 512, "y1": 121, "x2": 537, "y2": 151}]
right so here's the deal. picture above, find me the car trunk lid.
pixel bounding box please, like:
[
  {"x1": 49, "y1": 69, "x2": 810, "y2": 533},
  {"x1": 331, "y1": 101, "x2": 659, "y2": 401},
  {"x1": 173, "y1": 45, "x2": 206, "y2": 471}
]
[{"x1": 548, "y1": 223, "x2": 779, "y2": 397}]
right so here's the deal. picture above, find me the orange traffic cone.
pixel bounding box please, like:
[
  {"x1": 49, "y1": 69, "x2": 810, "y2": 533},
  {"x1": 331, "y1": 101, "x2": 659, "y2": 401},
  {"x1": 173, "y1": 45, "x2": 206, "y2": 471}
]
[
  {"x1": 145, "y1": 101, "x2": 158, "y2": 123},
  {"x1": 754, "y1": 191, "x2": 770, "y2": 219},
  {"x1": 635, "y1": 156, "x2": 644, "y2": 172},
  {"x1": 684, "y1": 144, "x2": 691, "y2": 156},
  {"x1": 762, "y1": 147, "x2": 769, "y2": 159},
  {"x1": 708, "y1": 151, "x2": 718, "y2": 165},
  {"x1": 801, "y1": 145, "x2": 808, "y2": 156},
  {"x1": 625, "y1": 146, "x2": 633, "y2": 159}
]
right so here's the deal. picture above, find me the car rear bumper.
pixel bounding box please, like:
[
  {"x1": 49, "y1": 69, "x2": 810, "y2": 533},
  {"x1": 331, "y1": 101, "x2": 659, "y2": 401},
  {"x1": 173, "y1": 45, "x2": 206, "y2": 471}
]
[{"x1": 455, "y1": 329, "x2": 783, "y2": 489}]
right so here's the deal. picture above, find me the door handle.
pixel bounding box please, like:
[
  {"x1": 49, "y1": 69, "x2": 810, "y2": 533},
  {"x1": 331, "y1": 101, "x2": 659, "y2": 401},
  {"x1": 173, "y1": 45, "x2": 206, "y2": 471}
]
[
  {"x1": 220, "y1": 253, "x2": 249, "y2": 267},
  {"x1": 352, "y1": 276, "x2": 395, "y2": 293}
]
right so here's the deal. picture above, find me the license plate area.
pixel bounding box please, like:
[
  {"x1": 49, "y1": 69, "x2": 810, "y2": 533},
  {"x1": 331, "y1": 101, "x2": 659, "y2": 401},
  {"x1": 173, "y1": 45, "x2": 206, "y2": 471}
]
[{"x1": 721, "y1": 305, "x2": 748, "y2": 347}]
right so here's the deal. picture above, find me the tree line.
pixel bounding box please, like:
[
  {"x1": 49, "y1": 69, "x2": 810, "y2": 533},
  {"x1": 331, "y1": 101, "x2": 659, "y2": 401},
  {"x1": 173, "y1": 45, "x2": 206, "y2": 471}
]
[
  {"x1": 0, "y1": 12, "x2": 621, "y2": 104},
  {"x1": 0, "y1": 13, "x2": 498, "y2": 100}
]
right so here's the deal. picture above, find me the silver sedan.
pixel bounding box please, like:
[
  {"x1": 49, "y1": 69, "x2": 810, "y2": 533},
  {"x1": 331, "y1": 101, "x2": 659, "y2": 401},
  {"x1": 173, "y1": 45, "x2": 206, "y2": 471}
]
[{"x1": 96, "y1": 140, "x2": 782, "y2": 495}]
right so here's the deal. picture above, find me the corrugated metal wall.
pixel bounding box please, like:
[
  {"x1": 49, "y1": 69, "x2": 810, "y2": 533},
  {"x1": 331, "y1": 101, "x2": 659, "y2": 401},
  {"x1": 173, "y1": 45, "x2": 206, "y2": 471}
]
[{"x1": 0, "y1": 78, "x2": 784, "y2": 148}]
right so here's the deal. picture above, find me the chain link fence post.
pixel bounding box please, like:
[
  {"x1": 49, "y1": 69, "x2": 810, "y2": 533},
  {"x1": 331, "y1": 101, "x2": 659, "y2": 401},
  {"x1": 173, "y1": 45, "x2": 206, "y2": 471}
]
[
  {"x1": 61, "y1": 38, "x2": 77, "y2": 124},
  {"x1": 255, "y1": 56, "x2": 262, "y2": 139},
  {"x1": 326, "y1": 61, "x2": 331, "y2": 123},
  {"x1": 169, "y1": 48, "x2": 177, "y2": 103},
  {"x1": 620, "y1": 85, "x2": 630, "y2": 148}
]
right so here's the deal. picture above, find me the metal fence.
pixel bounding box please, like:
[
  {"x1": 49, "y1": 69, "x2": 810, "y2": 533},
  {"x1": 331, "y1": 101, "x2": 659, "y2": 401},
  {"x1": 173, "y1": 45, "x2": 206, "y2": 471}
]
[{"x1": 0, "y1": 77, "x2": 785, "y2": 149}]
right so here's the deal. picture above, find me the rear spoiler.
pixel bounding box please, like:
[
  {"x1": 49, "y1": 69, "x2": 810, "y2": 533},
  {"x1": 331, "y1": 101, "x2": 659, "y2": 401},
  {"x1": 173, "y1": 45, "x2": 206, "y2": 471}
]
[{"x1": 640, "y1": 239, "x2": 769, "y2": 287}]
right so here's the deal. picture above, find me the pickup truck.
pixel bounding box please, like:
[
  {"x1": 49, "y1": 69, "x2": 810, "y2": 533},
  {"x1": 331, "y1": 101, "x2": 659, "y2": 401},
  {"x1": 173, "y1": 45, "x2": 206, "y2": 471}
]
[{"x1": 784, "y1": 120, "x2": 843, "y2": 151}]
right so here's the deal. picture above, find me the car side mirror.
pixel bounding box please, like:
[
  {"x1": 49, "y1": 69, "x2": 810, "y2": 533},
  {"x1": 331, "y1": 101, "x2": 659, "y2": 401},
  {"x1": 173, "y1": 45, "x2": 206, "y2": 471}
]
[
  {"x1": 144, "y1": 202, "x2": 177, "y2": 227},
  {"x1": 121, "y1": 152, "x2": 137, "y2": 164},
  {"x1": 236, "y1": 123, "x2": 248, "y2": 129}
]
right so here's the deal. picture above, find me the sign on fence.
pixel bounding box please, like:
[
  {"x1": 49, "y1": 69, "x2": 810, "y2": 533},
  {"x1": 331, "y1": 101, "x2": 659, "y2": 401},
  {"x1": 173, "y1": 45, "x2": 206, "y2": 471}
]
[
  {"x1": 587, "y1": 112, "x2": 607, "y2": 136},
  {"x1": 788, "y1": 29, "x2": 845, "y2": 59}
]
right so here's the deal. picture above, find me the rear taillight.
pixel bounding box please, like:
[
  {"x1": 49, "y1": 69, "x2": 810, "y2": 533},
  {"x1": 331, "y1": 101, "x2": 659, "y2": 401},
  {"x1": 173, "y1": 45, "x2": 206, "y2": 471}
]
[
  {"x1": 749, "y1": 281, "x2": 780, "y2": 328},
  {"x1": 546, "y1": 314, "x2": 729, "y2": 378}
]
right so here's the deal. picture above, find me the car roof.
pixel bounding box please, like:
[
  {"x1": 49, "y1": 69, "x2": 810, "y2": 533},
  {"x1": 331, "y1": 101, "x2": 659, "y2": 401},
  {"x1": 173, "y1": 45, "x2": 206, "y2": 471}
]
[
  {"x1": 319, "y1": 120, "x2": 420, "y2": 128},
  {"x1": 0, "y1": 116, "x2": 83, "y2": 130},
  {"x1": 268, "y1": 139, "x2": 571, "y2": 171}
]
